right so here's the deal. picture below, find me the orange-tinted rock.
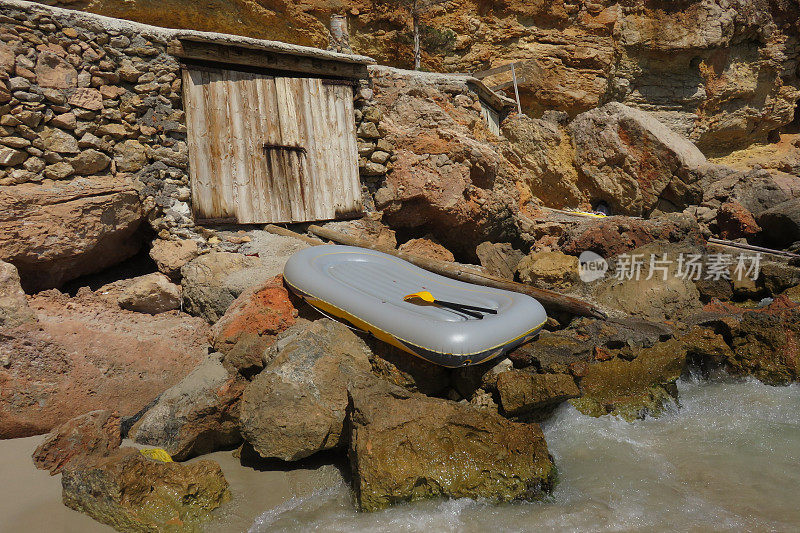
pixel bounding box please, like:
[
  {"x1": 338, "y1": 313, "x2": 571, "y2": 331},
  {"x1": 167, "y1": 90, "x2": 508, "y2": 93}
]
[
  {"x1": 32, "y1": 410, "x2": 121, "y2": 475},
  {"x1": 716, "y1": 201, "x2": 760, "y2": 240},
  {"x1": 0, "y1": 179, "x2": 143, "y2": 291},
  {"x1": 398, "y1": 236, "x2": 455, "y2": 262},
  {"x1": 0, "y1": 289, "x2": 208, "y2": 438},
  {"x1": 560, "y1": 214, "x2": 703, "y2": 259},
  {"x1": 211, "y1": 275, "x2": 297, "y2": 374}
]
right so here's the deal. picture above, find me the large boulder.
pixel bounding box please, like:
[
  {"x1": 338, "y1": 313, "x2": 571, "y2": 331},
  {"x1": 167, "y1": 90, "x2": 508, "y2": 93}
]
[
  {"x1": 496, "y1": 370, "x2": 580, "y2": 417},
  {"x1": 592, "y1": 242, "x2": 704, "y2": 322},
  {"x1": 113, "y1": 272, "x2": 182, "y2": 314},
  {"x1": 559, "y1": 213, "x2": 703, "y2": 259},
  {"x1": 0, "y1": 289, "x2": 209, "y2": 438},
  {"x1": 181, "y1": 252, "x2": 268, "y2": 323},
  {"x1": 32, "y1": 410, "x2": 121, "y2": 475},
  {"x1": 692, "y1": 297, "x2": 800, "y2": 385},
  {"x1": 62, "y1": 448, "x2": 230, "y2": 532},
  {"x1": 571, "y1": 337, "x2": 687, "y2": 421},
  {"x1": 700, "y1": 165, "x2": 797, "y2": 217},
  {"x1": 369, "y1": 66, "x2": 519, "y2": 255},
  {"x1": 128, "y1": 354, "x2": 246, "y2": 461},
  {"x1": 365, "y1": 338, "x2": 450, "y2": 396},
  {"x1": 210, "y1": 275, "x2": 297, "y2": 376},
  {"x1": 569, "y1": 102, "x2": 705, "y2": 216},
  {"x1": 501, "y1": 114, "x2": 585, "y2": 209},
  {"x1": 0, "y1": 179, "x2": 143, "y2": 291},
  {"x1": 347, "y1": 378, "x2": 555, "y2": 511},
  {"x1": 0, "y1": 260, "x2": 35, "y2": 327},
  {"x1": 182, "y1": 232, "x2": 307, "y2": 323},
  {"x1": 239, "y1": 319, "x2": 373, "y2": 461}
]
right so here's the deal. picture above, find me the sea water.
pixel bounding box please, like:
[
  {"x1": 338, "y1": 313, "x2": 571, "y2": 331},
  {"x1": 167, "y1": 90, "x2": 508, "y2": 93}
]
[{"x1": 248, "y1": 377, "x2": 800, "y2": 532}]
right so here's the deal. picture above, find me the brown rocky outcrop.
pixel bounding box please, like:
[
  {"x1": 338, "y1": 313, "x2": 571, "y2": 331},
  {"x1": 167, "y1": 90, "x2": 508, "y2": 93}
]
[
  {"x1": 692, "y1": 296, "x2": 800, "y2": 385},
  {"x1": 62, "y1": 447, "x2": 230, "y2": 532},
  {"x1": 32, "y1": 410, "x2": 121, "y2": 475},
  {"x1": 0, "y1": 179, "x2": 143, "y2": 291},
  {"x1": 569, "y1": 102, "x2": 706, "y2": 216},
  {"x1": 496, "y1": 370, "x2": 580, "y2": 417},
  {"x1": 501, "y1": 114, "x2": 585, "y2": 210},
  {"x1": 370, "y1": 66, "x2": 519, "y2": 254},
  {"x1": 0, "y1": 289, "x2": 208, "y2": 438},
  {"x1": 239, "y1": 319, "x2": 373, "y2": 461},
  {"x1": 571, "y1": 337, "x2": 688, "y2": 421},
  {"x1": 550, "y1": 213, "x2": 704, "y2": 259},
  {"x1": 347, "y1": 378, "x2": 555, "y2": 512},
  {"x1": 62, "y1": 1, "x2": 799, "y2": 153},
  {"x1": 128, "y1": 354, "x2": 246, "y2": 461}
]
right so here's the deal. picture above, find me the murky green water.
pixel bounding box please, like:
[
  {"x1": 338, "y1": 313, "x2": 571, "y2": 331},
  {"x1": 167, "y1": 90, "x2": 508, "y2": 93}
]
[{"x1": 249, "y1": 378, "x2": 800, "y2": 532}]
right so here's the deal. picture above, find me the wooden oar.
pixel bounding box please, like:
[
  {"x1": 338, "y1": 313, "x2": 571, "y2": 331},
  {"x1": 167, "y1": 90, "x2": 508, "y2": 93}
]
[{"x1": 403, "y1": 291, "x2": 496, "y2": 319}]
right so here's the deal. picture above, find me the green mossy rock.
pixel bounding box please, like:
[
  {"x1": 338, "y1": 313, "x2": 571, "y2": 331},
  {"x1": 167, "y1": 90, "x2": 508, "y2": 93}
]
[
  {"x1": 61, "y1": 447, "x2": 230, "y2": 532},
  {"x1": 347, "y1": 379, "x2": 555, "y2": 512},
  {"x1": 570, "y1": 337, "x2": 687, "y2": 421}
]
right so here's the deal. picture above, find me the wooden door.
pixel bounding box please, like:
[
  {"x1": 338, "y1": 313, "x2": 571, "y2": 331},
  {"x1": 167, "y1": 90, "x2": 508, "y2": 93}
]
[{"x1": 182, "y1": 65, "x2": 362, "y2": 223}]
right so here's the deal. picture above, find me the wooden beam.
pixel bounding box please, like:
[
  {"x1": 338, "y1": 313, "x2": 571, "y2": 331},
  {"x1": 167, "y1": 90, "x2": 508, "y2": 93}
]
[
  {"x1": 472, "y1": 61, "x2": 521, "y2": 79},
  {"x1": 263, "y1": 224, "x2": 326, "y2": 246},
  {"x1": 168, "y1": 39, "x2": 370, "y2": 79},
  {"x1": 306, "y1": 224, "x2": 608, "y2": 319},
  {"x1": 707, "y1": 237, "x2": 800, "y2": 260}
]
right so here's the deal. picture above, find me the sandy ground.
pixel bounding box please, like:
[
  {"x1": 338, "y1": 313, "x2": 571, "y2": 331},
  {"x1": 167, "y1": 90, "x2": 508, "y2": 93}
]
[{"x1": 0, "y1": 436, "x2": 346, "y2": 533}]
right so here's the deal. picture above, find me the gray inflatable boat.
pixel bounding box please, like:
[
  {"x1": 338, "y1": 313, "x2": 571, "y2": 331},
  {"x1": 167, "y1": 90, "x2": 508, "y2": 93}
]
[{"x1": 283, "y1": 245, "x2": 547, "y2": 367}]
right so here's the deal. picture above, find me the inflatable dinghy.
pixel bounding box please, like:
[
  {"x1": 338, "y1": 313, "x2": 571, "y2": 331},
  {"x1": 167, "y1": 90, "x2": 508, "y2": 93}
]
[{"x1": 283, "y1": 245, "x2": 547, "y2": 367}]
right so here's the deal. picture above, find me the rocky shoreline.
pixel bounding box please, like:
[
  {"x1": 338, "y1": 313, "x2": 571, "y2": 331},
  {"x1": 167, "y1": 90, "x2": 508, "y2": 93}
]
[{"x1": 0, "y1": 0, "x2": 799, "y2": 530}]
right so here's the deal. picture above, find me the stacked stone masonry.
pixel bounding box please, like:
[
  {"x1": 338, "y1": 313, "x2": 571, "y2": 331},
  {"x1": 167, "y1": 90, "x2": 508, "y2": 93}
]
[{"x1": 0, "y1": 3, "x2": 193, "y2": 237}]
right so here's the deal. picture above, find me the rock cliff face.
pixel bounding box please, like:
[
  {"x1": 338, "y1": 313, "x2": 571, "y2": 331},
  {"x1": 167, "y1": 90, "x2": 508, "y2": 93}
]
[{"x1": 50, "y1": 0, "x2": 800, "y2": 154}]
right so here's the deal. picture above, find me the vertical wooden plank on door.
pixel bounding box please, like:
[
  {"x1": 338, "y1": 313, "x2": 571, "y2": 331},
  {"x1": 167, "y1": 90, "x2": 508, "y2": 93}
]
[
  {"x1": 258, "y1": 76, "x2": 290, "y2": 222},
  {"x1": 328, "y1": 83, "x2": 347, "y2": 213},
  {"x1": 245, "y1": 73, "x2": 273, "y2": 223},
  {"x1": 302, "y1": 77, "x2": 331, "y2": 220},
  {"x1": 204, "y1": 67, "x2": 236, "y2": 219},
  {"x1": 183, "y1": 67, "x2": 212, "y2": 220},
  {"x1": 293, "y1": 77, "x2": 318, "y2": 220},
  {"x1": 274, "y1": 77, "x2": 306, "y2": 222}
]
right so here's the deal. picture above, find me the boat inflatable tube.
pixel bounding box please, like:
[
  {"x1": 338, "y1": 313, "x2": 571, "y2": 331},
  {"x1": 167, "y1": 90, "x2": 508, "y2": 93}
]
[{"x1": 283, "y1": 245, "x2": 547, "y2": 367}]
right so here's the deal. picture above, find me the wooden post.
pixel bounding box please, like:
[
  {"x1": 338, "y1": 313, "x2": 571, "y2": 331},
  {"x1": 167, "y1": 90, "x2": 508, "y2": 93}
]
[
  {"x1": 306, "y1": 224, "x2": 607, "y2": 319},
  {"x1": 511, "y1": 63, "x2": 522, "y2": 115}
]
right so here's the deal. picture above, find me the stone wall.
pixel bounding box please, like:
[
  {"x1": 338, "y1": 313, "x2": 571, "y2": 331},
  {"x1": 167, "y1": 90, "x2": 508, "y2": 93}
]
[{"x1": 0, "y1": 1, "x2": 191, "y2": 240}]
